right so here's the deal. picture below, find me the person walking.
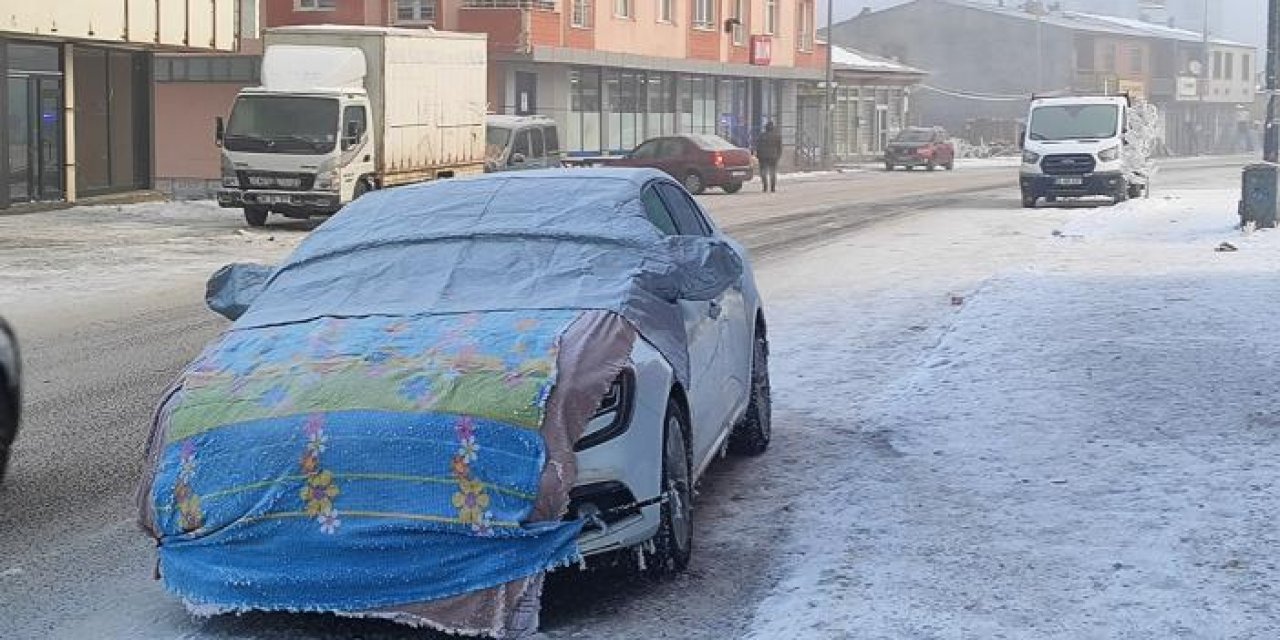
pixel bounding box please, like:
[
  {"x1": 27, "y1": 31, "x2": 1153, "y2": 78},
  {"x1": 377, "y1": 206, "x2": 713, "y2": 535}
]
[{"x1": 755, "y1": 120, "x2": 782, "y2": 193}]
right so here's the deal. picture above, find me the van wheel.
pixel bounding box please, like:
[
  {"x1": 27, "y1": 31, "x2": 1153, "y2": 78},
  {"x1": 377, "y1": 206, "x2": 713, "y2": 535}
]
[
  {"x1": 682, "y1": 172, "x2": 706, "y2": 195},
  {"x1": 244, "y1": 206, "x2": 268, "y2": 227},
  {"x1": 649, "y1": 398, "x2": 693, "y2": 576},
  {"x1": 729, "y1": 328, "x2": 772, "y2": 456},
  {"x1": 1113, "y1": 182, "x2": 1130, "y2": 205}
]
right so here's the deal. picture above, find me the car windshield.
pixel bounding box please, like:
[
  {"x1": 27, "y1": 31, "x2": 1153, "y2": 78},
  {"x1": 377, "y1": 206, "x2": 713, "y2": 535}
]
[
  {"x1": 894, "y1": 130, "x2": 934, "y2": 143},
  {"x1": 1028, "y1": 104, "x2": 1120, "y2": 141},
  {"x1": 486, "y1": 126, "x2": 512, "y2": 162},
  {"x1": 224, "y1": 96, "x2": 338, "y2": 155}
]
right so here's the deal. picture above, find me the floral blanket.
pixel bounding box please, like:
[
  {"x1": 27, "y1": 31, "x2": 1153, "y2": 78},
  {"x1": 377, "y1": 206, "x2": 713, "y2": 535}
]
[{"x1": 144, "y1": 310, "x2": 585, "y2": 613}]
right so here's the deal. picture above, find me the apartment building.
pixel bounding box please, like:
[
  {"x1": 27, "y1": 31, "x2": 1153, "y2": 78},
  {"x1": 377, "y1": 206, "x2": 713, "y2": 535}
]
[{"x1": 1, "y1": 0, "x2": 256, "y2": 209}]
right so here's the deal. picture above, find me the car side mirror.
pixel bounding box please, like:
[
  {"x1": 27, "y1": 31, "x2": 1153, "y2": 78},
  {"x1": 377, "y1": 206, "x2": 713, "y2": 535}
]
[
  {"x1": 206, "y1": 262, "x2": 274, "y2": 321},
  {"x1": 215, "y1": 117, "x2": 225, "y2": 146},
  {"x1": 665, "y1": 237, "x2": 744, "y2": 302},
  {"x1": 510, "y1": 153, "x2": 526, "y2": 165}
]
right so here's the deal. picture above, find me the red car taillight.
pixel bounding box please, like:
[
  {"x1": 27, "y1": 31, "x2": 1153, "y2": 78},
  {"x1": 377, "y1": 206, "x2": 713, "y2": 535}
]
[{"x1": 712, "y1": 151, "x2": 725, "y2": 168}]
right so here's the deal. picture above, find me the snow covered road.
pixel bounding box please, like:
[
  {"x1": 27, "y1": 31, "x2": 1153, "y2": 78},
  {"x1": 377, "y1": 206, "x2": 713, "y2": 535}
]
[{"x1": 1, "y1": 159, "x2": 1268, "y2": 639}]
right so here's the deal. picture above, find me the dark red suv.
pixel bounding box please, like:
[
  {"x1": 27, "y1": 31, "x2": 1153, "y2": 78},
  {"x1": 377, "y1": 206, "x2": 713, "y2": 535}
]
[
  {"x1": 884, "y1": 127, "x2": 956, "y2": 171},
  {"x1": 607, "y1": 134, "x2": 754, "y2": 194}
]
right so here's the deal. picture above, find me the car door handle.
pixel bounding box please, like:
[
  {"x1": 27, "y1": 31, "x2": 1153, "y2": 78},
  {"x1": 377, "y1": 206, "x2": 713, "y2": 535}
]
[{"x1": 707, "y1": 301, "x2": 722, "y2": 319}]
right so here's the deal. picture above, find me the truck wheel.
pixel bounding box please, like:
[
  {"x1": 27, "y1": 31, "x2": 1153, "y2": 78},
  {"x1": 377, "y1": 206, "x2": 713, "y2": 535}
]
[
  {"x1": 648, "y1": 397, "x2": 693, "y2": 576},
  {"x1": 244, "y1": 206, "x2": 269, "y2": 227},
  {"x1": 1021, "y1": 192, "x2": 1038, "y2": 209},
  {"x1": 353, "y1": 179, "x2": 372, "y2": 201}
]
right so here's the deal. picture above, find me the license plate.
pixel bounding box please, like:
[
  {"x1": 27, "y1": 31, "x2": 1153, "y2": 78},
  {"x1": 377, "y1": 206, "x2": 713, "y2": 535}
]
[
  {"x1": 248, "y1": 176, "x2": 301, "y2": 188},
  {"x1": 256, "y1": 194, "x2": 292, "y2": 205},
  {"x1": 732, "y1": 171, "x2": 748, "y2": 177},
  {"x1": 1055, "y1": 177, "x2": 1084, "y2": 186}
]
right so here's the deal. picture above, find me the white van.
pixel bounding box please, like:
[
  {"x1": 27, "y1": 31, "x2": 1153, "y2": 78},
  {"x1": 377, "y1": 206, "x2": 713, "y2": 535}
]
[{"x1": 1018, "y1": 94, "x2": 1150, "y2": 208}]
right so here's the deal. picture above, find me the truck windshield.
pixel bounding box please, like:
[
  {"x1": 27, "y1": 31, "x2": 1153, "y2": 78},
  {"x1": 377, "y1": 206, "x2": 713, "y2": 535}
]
[
  {"x1": 1028, "y1": 105, "x2": 1119, "y2": 141},
  {"x1": 225, "y1": 96, "x2": 339, "y2": 155}
]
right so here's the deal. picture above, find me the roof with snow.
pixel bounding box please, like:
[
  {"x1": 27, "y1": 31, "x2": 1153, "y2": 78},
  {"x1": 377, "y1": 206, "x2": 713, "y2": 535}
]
[
  {"x1": 854, "y1": 0, "x2": 1253, "y2": 49},
  {"x1": 831, "y1": 46, "x2": 927, "y2": 76}
]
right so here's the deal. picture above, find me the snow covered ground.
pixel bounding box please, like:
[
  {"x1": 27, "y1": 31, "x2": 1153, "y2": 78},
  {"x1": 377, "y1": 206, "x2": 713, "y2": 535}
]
[{"x1": 743, "y1": 183, "x2": 1280, "y2": 638}]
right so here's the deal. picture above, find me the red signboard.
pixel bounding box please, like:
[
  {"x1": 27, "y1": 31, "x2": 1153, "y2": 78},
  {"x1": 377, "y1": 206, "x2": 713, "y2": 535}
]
[{"x1": 750, "y1": 36, "x2": 772, "y2": 66}]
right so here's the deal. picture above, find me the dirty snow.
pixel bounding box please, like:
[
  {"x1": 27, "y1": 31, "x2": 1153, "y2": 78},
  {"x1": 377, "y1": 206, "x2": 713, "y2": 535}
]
[{"x1": 744, "y1": 181, "x2": 1280, "y2": 638}]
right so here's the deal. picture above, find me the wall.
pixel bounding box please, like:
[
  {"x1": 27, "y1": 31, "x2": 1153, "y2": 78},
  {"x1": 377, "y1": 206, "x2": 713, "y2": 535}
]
[
  {"x1": 153, "y1": 82, "x2": 247, "y2": 196},
  {"x1": 591, "y1": 0, "x2": 688, "y2": 59},
  {"x1": 3, "y1": 0, "x2": 242, "y2": 51},
  {"x1": 264, "y1": 0, "x2": 375, "y2": 27}
]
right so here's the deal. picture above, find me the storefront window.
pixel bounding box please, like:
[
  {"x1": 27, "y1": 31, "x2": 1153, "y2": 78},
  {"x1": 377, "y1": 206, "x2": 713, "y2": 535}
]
[
  {"x1": 568, "y1": 68, "x2": 602, "y2": 153},
  {"x1": 5, "y1": 41, "x2": 64, "y2": 207}
]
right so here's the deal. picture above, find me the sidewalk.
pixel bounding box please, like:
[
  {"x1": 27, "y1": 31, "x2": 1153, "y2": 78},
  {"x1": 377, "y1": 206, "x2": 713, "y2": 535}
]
[{"x1": 742, "y1": 181, "x2": 1280, "y2": 638}]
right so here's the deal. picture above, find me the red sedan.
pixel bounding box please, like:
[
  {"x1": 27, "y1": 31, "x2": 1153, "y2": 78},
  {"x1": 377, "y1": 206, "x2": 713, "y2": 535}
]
[
  {"x1": 606, "y1": 134, "x2": 755, "y2": 194},
  {"x1": 883, "y1": 127, "x2": 956, "y2": 171}
]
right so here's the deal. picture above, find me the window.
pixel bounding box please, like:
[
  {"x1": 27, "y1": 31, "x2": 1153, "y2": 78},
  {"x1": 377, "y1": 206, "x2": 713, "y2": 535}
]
[
  {"x1": 655, "y1": 183, "x2": 711, "y2": 236},
  {"x1": 1102, "y1": 46, "x2": 1115, "y2": 72},
  {"x1": 641, "y1": 187, "x2": 679, "y2": 235},
  {"x1": 632, "y1": 140, "x2": 661, "y2": 159},
  {"x1": 764, "y1": 0, "x2": 777, "y2": 35},
  {"x1": 296, "y1": 0, "x2": 336, "y2": 10},
  {"x1": 1128, "y1": 48, "x2": 1143, "y2": 74},
  {"x1": 529, "y1": 127, "x2": 545, "y2": 158},
  {"x1": 1224, "y1": 53, "x2": 1234, "y2": 80},
  {"x1": 731, "y1": 0, "x2": 746, "y2": 45},
  {"x1": 798, "y1": 1, "x2": 814, "y2": 51},
  {"x1": 1244, "y1": 55, "x2": 1252, "y2": 83},
  {"x1": 1213, "y1": 51, "x2": 1222, "y2": 79},
  {"x1": 658, "y1": 138, "x2": 686, "y2": 158},
  {"x1": 1076, "y1": 37, "x2": 1095, "y2": 71},
  {"x1": 543, "y1": 126, "x2": 560, "y2": 155},
  {"x1": 512, "y1": 131, "x2": 532, "y2": 157},
  {"x1": 572, "y1": 0, "x2": 593, "y2": 27},
  {"x1": 694, "y1": 0, "x2": 715, "y2": 28},
  {"x1": 154, "y1": 56, "x2": 260, "y2": 83},
  {"x1": 614, "y1": 0, "x2": 632, "y2": 18},
  {"x1": 396, "y1": 0, "x2": 437, "y2": 24},
  {"x1": 657, "y1": 0, "x2": 672, "y2": 23},
  {"x1": 342, "y1": 106, "x2": 367, "y2": 149}
]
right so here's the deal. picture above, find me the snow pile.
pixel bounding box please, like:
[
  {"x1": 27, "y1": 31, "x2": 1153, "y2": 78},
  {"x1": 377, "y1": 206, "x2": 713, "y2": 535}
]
[
  {"x1": 744, "y1": 181, "x2": 1280, "y2": 638},
  {"x1": 1123, "y1": 101, "x2": 1161, "y2": 186}
]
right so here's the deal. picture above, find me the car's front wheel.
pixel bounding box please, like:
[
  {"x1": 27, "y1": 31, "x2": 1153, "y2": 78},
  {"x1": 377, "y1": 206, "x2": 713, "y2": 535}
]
[
  {"x1": 649, "y1": 398, "x2": 693, "y2": 576},
  {"x1": 729, "y1": 328, "x2": 771, "y2": 456},
  {"x1": 682, "y1": 171, "x2": 706, "y2": 195}
]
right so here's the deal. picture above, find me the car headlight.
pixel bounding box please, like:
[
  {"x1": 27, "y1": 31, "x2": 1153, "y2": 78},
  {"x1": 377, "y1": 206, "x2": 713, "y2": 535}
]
[
  {"x1": 220, "y1": 156, "x2": 238, "y2": 188},
  {"x1": 314, "y1": 169, "x2": 339, "y2": 191},
  {"x1": 1021, "y1": 150, "x2": 1041, "y2": 165},
  {"x1": 575, "y1": 369, "x2": 635, "y2": 451},
  {"x1": 1097, "y1": 146, "x2": 1120, "y2": 162}
]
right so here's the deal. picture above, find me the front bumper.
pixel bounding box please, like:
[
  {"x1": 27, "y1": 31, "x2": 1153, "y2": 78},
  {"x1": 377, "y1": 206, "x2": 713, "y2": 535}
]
[
  {"x1": 885, "y1": 153, "x2": 934, "y2": 166},
  {"x1": 1020, "y1": 171, "x2": 1125, "y2": 198},
  {"x1": 217, "y1": 189, "x2": 342, "y2": 215}
]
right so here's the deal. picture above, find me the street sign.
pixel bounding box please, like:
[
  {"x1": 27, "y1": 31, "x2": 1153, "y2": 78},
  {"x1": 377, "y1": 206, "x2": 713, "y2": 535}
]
[{"x1": 1176, "y1": 76, "x2": 1199, "y2": 100}]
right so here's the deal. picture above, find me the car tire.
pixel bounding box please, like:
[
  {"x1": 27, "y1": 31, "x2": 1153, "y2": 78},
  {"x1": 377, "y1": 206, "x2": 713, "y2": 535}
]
[
  {"x1": 1021, "y1": 192, "x2": 1038, "y2": 209},
  {"x1": 927, "y1": 160, "x2": 937, "y2": 171},
  {"x1": 244, "y1": 206, "x2": 269, "y2": 227},
  {"x1": 945, "y1": 160, "x2": 955, "y2": 170},
  {"x1": 722, "y1": 182, "x2": 743, "y2": 194},
  {"x1": 0, "y1": 380, "x2": 14, "y2": 483},
  {"x1": 648, "y1": 397, "x2": 693, "y2": 577},
  {"x1": 682, "y1": 172, "x2": 706, "y2": 195},
  {"x1": 884, "y1": 162, "x2": 894, "y2": 171},
  {"x1": 729, "y1": 327, "x2": 772, "y2": 456}
]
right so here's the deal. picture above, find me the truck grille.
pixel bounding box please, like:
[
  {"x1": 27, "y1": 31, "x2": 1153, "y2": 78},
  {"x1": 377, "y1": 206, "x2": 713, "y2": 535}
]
[
  {"x1": 1041, "y1": 154, "x2": 1096, "y2": 175},
  {"x1": 237, "y1": 171, "x2": 314, "y2": 190}
]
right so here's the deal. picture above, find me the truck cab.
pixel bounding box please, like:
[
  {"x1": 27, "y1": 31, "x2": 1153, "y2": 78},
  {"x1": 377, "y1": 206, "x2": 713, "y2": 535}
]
[{"x1": 1019, "y1": 95, "x2": 1146, "y2": 208}]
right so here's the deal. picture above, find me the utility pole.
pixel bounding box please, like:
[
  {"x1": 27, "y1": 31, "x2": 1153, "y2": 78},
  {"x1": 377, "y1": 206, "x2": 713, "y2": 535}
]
[
  {"x1": 1266, "y1": 0, "x2": 1280, "y2": 162},
  {"x1": 822, "y1": 0, "x2": 835, "y2": 169}
]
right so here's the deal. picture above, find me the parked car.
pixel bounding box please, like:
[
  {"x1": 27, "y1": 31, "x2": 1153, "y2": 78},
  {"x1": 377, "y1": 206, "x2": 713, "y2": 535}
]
[
  {"x1": 607, "y1": 134, "x2": 754, "y2": 194},
  {"x1": 139, "y1": 169, "x2": 770, "y2": 635},
  {"x1": 884, "y1": 127, "x2": 956, "y2": 171},
  {"x1": 485, "y1": 115, "x2": 564, "y2": 172},
  {"x1": 0, "y1": 317, "x2": 20, "y2": 482}
]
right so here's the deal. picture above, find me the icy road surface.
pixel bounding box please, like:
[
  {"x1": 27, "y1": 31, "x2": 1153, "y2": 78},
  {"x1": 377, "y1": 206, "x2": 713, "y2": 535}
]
[{"x1": 0, "y1": 159, "x2": 1268, "y2": 639}]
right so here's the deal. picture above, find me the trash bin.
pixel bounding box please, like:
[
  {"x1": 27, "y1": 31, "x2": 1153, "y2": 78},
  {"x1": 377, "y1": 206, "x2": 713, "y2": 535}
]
[{"x1": 1240, "y1": 163, "x2": 1279, "y2": 229}]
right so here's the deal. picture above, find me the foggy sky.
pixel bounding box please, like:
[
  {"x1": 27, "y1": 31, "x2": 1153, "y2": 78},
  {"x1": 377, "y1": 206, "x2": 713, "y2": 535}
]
[{"x1": 822, "y1": 0, "x2": 1265, "y2": 48}]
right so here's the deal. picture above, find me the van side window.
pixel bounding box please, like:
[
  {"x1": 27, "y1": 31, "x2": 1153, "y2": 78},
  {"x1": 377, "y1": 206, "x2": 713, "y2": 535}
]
[
  {"x1": 543, "y1": 126, "x2": 560, "y2": 155},
  {"x1": 530, "y1": 127, "x2": 545, "y2": 158}
]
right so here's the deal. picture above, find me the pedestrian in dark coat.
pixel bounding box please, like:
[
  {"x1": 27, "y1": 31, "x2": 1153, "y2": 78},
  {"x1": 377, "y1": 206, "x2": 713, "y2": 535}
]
[{"x1": 755, "y1": 121, "x2": 782, "y2": 193}]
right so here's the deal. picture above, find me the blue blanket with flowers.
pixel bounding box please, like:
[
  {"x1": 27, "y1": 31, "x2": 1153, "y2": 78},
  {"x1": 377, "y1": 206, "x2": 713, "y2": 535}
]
[{"x1": 148, "y1": 310, "x2": 585, "y2": 612}]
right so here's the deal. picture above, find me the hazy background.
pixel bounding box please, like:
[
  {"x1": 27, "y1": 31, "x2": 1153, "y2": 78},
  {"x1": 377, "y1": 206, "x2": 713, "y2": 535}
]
[{"x1": 822, "y1": 0, "x2": 1266, "y2": 49}]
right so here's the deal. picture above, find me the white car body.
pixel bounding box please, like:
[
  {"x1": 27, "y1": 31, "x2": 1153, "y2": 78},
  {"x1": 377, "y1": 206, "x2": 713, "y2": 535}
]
[{"x1": 1018, "y1": 95, "x2": 1148, "y2": 206}]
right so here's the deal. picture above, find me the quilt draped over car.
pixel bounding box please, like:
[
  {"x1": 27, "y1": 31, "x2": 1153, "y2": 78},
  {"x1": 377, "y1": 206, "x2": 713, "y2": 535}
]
[{"x1": 138, "y1": 170, "x2": 740, "y2": 637}]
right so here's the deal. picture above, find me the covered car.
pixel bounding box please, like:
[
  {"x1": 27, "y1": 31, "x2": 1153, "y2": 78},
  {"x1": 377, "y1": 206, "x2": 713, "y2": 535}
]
[
  {"x1": 0, "y1": 317, "x2": 19, "y2": 482},
  {"x1": 137, "y1": 168, "x2": 771, "y2": 638}
]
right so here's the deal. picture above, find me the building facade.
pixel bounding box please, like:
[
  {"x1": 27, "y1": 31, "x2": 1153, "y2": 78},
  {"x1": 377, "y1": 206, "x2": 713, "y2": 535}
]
[
  {"x1": 260, "y1": 0, "x2": 826, "y2": 166},
  {"x1": 1, "y1": 0, "x2": 255, "y2": 209},
  {"x1": 798, "y1": 46, "x2": 925, "y2": 162},
  {"x1": 831, "y1": 0, "x2": 1257, "y2": 154}
]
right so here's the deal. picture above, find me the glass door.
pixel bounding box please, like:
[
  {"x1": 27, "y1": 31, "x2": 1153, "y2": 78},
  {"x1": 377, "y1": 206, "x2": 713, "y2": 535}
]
[
  {"x1": 7, "y1": 76, "x2": 30, "y2": 202},
  {"x1": 35, "y1": 76, "x2": 63, "y2": 200},
  {"x1": 5, "y1": 74, "x2": 63, "y2": 203}
]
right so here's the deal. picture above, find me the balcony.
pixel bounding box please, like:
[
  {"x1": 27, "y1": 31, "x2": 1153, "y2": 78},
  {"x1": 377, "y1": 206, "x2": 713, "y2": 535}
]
[{"x1": 459, "y1": 0, "x2": 564, "y2": 55}]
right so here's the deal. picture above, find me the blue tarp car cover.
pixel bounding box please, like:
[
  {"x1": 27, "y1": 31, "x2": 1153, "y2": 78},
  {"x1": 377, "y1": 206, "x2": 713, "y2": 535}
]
[{"x1": 235, "y1": 168, "x2": 743, "y2": 386}]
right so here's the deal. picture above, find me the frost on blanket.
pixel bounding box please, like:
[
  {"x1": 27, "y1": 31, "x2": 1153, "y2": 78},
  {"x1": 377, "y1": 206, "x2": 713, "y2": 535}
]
[{"x1": 140, "y1": 310, "x2": 586, "y2": 618}]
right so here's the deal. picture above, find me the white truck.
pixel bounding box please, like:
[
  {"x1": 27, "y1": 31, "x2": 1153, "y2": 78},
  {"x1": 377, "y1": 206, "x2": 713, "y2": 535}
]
[
  {"x1": 1018, "y1": 94, "x2": 1154, "y2": 208},
  {"x1": 216, "y1": 26, "x2": 487, "y2": 226}
]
